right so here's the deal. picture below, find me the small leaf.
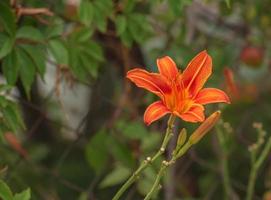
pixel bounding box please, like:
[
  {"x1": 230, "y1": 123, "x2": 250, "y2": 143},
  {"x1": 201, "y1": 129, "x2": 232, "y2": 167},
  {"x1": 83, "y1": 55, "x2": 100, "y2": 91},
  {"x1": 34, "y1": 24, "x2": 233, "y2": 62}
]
[
  {"x1": 85, "y1": 129, "x2": 109, "y2": 174},
  {"x1": 123, "y1": 0, "x2": 136, "y2": 13},
  {"x1": 0, "y1": 180, "x2": 13, "y2": 200},
  {"x1": 127, "y1": 14, "x2": 149, "y2": 44},
  {"x1": 9, "y1": 102, "x2": 25, "y2": 129},
  {"x1": 45, "y1": 19, "x2": 64, "y2": 38},
  {"x1": 78, "y1": 0, "x2": 94, "y2": 26},
  {"x1": 21, "y1": 45, "x2": 46, "y2": 78},
  {"x1": 99, "y1": 165, "x2": 131, "y2": 188},
  {"x1": 0, "y1": 95, "x2": 9, "y2": 108},
  {"x1": 93, "y1": 8, "x2": 107, "y2": 33},
  {"x1": 2, "y1": 50, "x2": 19, "y2": 85},
  {"x1": 0, "y1": 1, "x2": 16, "y2": 36},
  {"x1": 83, "y1": 41, "x2": 104, "y2": 62},
  {"x1": 68, "y1": 48, "x2": 89, "y2": 82},
  {"x1": 49, "y1": 39, "x2": 69, "y2": 65},
  {"x1": 14, "y1": 188, "x2": 31, "y2": 200},
  {"x1": 115, "y1": 15, "x2": 127, "y2": 36},
  {"x1": 120, "y1": 31, "x2": 133, "y2": 47},
  {"x1": 71, "y1": 27, "x2": 93, "y2": 43},
  {"x1": 16, "y1": 26, "x2": 44, "y2": 42},
  {"x1": 79, "y1": 54, "x2": 99, "y2": 78},
  {"x1": 168, "y1": 0, "x2": 191, "y2": 15},
  {"x1": 17, "y1": 48, "x2": 36, "y2": 98},
  {"x1": 0, "y1": 34, "x2": 14, "y2": 59},
  {"x1": 2, "y1": 105, "x2": 20, "y2": 132}
]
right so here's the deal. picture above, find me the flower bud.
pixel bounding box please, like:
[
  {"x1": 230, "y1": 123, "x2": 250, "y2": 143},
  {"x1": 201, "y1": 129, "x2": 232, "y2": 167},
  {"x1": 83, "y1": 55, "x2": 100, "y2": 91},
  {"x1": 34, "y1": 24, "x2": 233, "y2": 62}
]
[
  {"x1": 189, "y1": 111, "x2": 221, "y2": 144},
  {"x1": 223, "y1": 68, "x2": 240, "y2": 100},
  {"x1": 177, "y1": 128, "x2": 187, "y2": 148}
]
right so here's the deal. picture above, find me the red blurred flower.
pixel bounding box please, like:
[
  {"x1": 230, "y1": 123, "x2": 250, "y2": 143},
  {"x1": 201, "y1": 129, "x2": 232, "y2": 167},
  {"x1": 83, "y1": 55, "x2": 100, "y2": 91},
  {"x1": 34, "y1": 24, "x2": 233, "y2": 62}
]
[
  {"x1": 127, "y1": 50, "x2": 230, "y2": 125},
  {"x1": 240, "y1": 46, "x2": 264, "y2": 67}
]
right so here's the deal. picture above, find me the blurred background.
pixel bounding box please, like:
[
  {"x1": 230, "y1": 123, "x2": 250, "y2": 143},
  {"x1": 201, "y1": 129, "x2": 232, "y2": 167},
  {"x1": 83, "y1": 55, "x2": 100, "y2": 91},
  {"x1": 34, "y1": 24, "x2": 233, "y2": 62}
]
[{"x1": 0, "y1": 0, "x2": 271, "y2": 199}]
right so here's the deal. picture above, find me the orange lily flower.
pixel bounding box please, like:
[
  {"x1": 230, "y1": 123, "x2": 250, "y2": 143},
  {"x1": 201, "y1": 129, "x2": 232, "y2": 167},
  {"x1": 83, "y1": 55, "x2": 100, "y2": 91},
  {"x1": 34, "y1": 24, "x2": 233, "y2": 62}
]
[{"x1": 127, "y1": 50, "x2": 230, "y2": 125}]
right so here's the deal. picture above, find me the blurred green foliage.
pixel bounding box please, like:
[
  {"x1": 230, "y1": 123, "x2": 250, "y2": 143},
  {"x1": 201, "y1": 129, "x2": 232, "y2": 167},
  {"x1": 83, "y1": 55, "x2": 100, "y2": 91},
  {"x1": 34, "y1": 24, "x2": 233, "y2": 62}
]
[{"x1": 0, "y1": 0, "x2": 271, "y2": 199}]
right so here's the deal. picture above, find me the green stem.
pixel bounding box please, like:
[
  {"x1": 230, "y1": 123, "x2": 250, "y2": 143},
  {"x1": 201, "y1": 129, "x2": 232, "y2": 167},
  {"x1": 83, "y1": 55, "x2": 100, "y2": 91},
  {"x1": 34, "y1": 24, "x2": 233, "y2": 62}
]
[
  {"x1": 246, "y1": 165, "x2": 257, "y2": 200},
  {"x1": 222, "y1": 155, "x2": 231, "y2": 199},
  {"x1": 144, "y1": 140, "x2": 193, "y2": 200},
  {"x1": 112, "y1": 115, "x2": 175, "y2": 200},
  {"x1": 144, "y1": 163, "x2": 167, "y2": 200},
  {"x1": 216, "y1": 126, "x2": 231, "y2": 199},
  {"x1": 246, "y1": 136, "x2": 271, "y2": 200}
]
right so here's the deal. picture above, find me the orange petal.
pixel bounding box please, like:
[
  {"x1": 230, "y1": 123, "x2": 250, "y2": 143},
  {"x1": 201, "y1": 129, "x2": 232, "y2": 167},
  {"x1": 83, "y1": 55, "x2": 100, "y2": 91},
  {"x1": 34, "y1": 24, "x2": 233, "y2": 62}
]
[
  {"x1": 157, "y1": 56, "x2": 179, "y2": 80},
  {"x1": 127, "y1": 68, "x2": 171, "y2": 98},
  {"x1": 144, "y1": 101, "x2": 170, "y2": 125},
  {"x1": 195, "y1": 88, "x2": 230, "y2": 105},
  {"x1": 224, "y1": 68, "x2": 240, "y2": 100},
  {"x1": 182, "y1": 50, "x2": 212, "y2": 96},
  {"x1": 177, "y1": 104, "x2": 205, "y2": 123}
]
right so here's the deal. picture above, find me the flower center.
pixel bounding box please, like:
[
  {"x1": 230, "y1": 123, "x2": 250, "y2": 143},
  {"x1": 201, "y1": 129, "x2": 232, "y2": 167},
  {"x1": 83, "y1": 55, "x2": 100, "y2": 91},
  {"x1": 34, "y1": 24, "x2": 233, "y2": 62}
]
[{"x1": 163, "y1": 80, "x2": 194, "y2": 114}]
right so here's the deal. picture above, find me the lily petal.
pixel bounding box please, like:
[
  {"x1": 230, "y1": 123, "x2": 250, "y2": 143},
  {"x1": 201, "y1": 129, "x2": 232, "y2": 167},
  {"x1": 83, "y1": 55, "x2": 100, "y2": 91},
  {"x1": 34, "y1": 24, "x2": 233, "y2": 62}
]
[
  {"x1": 177, "y1": 104, "x2": 205, "y2": 123},
  {"x1": 144, "y1": 101, "x2": 170, "y2": 125},
  {"x1": 182, "y1": 50, "x2": 212, "y2": 96},
  {"x1": 157, "y1": 56, "x2": 179, "y2": 80},
  {"x1": 195, "y1": 88, "x2": 230, "y2": 105},
  {"x1": 127, "y1": 68, "x2": 171, "y2": 98}
]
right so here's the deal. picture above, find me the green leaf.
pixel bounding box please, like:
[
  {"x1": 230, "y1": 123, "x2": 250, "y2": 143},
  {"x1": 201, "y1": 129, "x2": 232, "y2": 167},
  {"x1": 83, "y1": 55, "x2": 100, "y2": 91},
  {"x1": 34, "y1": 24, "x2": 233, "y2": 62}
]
[
  {"x1": 168, "y1": 0, "x2": 191, "y2": 15},
  {"x1": 2, "y1": 105, "x2": 20, "y2": 132},
  {"x1": 107, "y1": 136, "x2": 135, "y2": 168},
  {"x1": 17, "y1": 48, "x2": 36, "y2": 98},
  {"x1": 71, "y1": 27, "x2": 93, "y2": 43},
  {"x1": 20, "y1": 45, "x2": 46, "y2": 78},
  {"x1": 120, "y1": 31, "x2": 133, "y2": 47},
  {"x1": 45, "y1": 19, "x2": 64, "y2": 38},
  {"x1": 0, "y1": 85, "x2": 13, "y2": 93},
  {"x1": 123, "y1": 0, "x2": 136, "y2": 13},
  {"x1": 83, "y1": 41, "x2": 104, "y2": 62},
  {"x1": 93, "y1": 9, "x2": 107, "y2": 33},
  {"x1": 127, "y1": 14, "x2": 150, "y2": 44},
  {"x1": 16, "y1": 26, "x2": 44, "y2": 42},
  {"x1": 0, "y1": 95, "x2": 9, "y2": 108},
  {"x1": 141, "y1": 133, "x2": 161, "y2": 153},
  {"x1": 115, "y1": 15, "x2": 127, "y2": 36},
  {"x1": 78, "y1": 0, "x2": 93, "y2": 26},
  {"x1": 0, "y1": 34, "x2": 14, "y2": 59},
  {"x1": 0, "y1": 1, "x2": 16, "y2": 36},
  {"x1": 85, "y1": 129, "x2": 109, "y2": 174},
  {"x1": 79, "y1": 54, "x2": 99, "y2": 78},
  {"x1": 2, "y1": 50, "x2": 19, "y2": 85},
  {"x1": 68, "y1": 48, "x2": 89, "y2": 82},
  {"x1": 0, "y1": 180, "x2": 13, "y2": 200},
  {"x1": 14, "y1": 188, "x2": 31, "y2": 200},
  {"x1": 94, "y1": 0, "x2": 113, "y2": 15},
  {"x1": 9, "y1": 102, "x2": 25, "y2": 129},
  {"x1": 225, "y1": 0, "x2": 231, "y2": 8},
  {"x1": 117, "y1": 121, "x2": 147, "y2": 140},
  {"x1": 99, "y1": 165, "x2": 131, "y2": 188},
  {"x1": 48, "y1": 39, "x2": 69, "y2": 65}
]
